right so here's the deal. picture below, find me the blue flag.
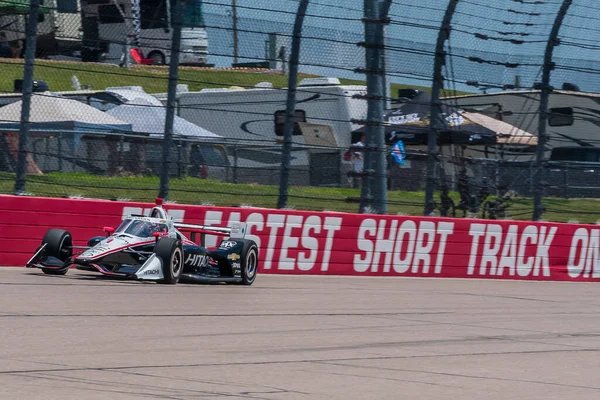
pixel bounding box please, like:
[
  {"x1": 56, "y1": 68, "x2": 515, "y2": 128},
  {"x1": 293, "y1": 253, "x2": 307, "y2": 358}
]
[{"x1": 390, "y1": 140, "x2": 405, "y2": 165}]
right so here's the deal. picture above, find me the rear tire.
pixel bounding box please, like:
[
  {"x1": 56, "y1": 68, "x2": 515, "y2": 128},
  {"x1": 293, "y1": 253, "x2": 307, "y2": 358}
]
[
  {"x1": 41, "y1": 229, "x2": 72, "y2": 275},
  {"x1": 147, "y1": 51, "x2": 165, "y2": 65},
  {"x1": 239, "y1": 240, "x2": 258, "y2": 285},
  {"x1": 155, "y1": 237, "x2": 184, "y2": 284}
]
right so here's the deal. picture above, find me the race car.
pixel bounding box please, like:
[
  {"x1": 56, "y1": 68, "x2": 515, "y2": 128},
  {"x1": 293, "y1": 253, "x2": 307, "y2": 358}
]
[{"x1": 25, "y1": 199, "x2": 258, "y2": 285}]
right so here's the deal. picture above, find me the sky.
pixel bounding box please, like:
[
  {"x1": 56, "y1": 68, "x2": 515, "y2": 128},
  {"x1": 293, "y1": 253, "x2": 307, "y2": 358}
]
[{"x1": 200, "y1": 0, "x2": 600, "y2": 93}]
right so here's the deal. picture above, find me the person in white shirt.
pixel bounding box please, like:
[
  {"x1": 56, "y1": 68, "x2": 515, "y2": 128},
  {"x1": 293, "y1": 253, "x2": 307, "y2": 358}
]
[{"x1": 350, "y1": 134, "x2": 365, "y2": 188}]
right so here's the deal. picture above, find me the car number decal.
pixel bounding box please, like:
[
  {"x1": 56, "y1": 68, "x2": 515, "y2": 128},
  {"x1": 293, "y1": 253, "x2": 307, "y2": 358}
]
[{"x1": 219, "y1": 240, "x2": 237, "y2": 249}]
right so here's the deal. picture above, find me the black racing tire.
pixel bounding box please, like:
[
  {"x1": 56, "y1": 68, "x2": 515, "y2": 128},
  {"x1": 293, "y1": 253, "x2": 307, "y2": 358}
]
[
  {"x1": 41, "y1": 229, "x2": 72, "y2": 275},
  {"x1": 147, "y1": 51, "x2": 165, "y2": 65},
  {"x1": 155, "y1": 237, "x2": 184, "y2": 284},
  {"x1": 239, "y1": 240, "x2": 258, "y2": 285}
]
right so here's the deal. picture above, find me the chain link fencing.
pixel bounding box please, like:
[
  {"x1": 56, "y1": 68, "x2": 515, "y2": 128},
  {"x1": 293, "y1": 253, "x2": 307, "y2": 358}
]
[{"x1": 1, "y1": 0, "x2": 600, "y2": 222}]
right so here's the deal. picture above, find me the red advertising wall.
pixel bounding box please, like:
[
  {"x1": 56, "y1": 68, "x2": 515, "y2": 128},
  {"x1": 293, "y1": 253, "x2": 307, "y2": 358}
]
[{"x1": 1, "y1": 195, "x2": 598, "y2": 281}]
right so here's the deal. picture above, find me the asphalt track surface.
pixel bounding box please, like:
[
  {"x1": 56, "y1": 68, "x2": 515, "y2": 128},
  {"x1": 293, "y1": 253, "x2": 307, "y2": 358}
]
[{"x1": 2, "y1": 268, "x2": 600, "y2": 400}]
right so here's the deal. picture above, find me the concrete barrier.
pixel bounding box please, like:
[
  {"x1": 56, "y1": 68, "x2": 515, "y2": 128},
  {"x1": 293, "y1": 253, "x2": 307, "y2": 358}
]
[{"x1": 1, "y1": 195, "x2": 597, "y2": 281}]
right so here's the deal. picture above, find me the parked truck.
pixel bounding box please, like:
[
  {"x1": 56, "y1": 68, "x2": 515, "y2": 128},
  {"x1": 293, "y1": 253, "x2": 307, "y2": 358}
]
[
  {"x1": 80, "y1": 0, "x2": 208, "y2": 65},
  {"x1": 0, "y1": 0, "x2": 208, "y2": 65},
  {"x1": 0, "y1": 0, "x2": 82, "y2": 58}
]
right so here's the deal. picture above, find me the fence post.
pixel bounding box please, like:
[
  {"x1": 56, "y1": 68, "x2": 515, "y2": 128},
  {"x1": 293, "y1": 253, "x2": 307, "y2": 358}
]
[
  {"x1": 14, "y1": 0, "x2": 41, "y2": 195},
  {"x1": 232, "y1": 0, "x2": 239, "y2": 64},
  {"x1": 371, "y1": 0, "x2": 390, "y2": 214},
  {"x1": 424, "y1": 0, "x2": 459, "y2": 216},
  {"x1": 277, "y1": 0, "x2": 309, "y2": 209},
  {"x1": 159, "y1": 0, "x2": 184, "y2": 199},
  {"x1": 359, "y1": 0, "x2": 376, "y2": 213},
  {"x1": 359, "y1": 0, "x2": 390, "y2": 214},
  {"x1": 533, "y1": 0, "x2": 572, "y2": 221}
]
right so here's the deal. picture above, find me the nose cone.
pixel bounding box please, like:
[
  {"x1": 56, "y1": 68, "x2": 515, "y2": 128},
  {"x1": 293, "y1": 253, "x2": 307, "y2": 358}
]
[{"x1": 77, "y1": 236, "x2": 131, "y2": 260}]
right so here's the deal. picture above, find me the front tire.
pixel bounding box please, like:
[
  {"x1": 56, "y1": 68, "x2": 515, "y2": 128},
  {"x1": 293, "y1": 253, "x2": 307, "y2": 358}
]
[
  {"x1": 41, "y1": 229, "x2": 72, "y2": 275},
  {"x1": 155, "y1": 237, "x2": 184, "y2": 284},
  {"x1": 239, "y1": 240, "x2": 258, "y2": 285}
]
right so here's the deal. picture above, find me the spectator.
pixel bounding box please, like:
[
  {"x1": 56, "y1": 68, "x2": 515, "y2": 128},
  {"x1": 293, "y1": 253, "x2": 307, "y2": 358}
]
[{"x1": 348, "y1": 134, "x2": 364, "y2": 188}]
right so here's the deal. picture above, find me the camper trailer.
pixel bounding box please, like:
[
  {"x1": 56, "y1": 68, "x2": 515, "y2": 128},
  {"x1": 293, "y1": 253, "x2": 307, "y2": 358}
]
[
  {"x1": 170, "y1": 78, "x2": 368, "y2": 186},
  {"x1": 448, "y1": 89, "x2": 600, "y2": 157},
  {"x1": 175, "y1": 77, "x2": 367, "y2": 146},
  {"x1": 443, "y1": 89, "x2": 600, "y2": 196}
]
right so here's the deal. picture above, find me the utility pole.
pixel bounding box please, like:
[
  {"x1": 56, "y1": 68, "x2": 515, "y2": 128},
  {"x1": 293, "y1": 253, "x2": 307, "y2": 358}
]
[{"x1": 232, "y1": 0, "x2": 239, "y2": 64}]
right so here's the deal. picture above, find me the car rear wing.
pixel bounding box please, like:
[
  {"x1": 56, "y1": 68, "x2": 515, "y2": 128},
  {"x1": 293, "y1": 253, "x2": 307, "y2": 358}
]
[{"x1": 174, "y1": 222, "x2": 247, "y2": 246}]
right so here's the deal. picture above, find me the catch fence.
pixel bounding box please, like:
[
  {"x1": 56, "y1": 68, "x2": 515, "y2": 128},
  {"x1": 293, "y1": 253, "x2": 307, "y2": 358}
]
[{"x1": 1, "y1": 0, "x2": 600, "y2": 223}]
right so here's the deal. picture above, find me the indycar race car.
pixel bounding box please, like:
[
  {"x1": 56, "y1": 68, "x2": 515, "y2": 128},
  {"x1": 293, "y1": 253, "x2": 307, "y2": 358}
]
[{"x1": 26, "y1": 199, "x2": 258, "y2": 285}]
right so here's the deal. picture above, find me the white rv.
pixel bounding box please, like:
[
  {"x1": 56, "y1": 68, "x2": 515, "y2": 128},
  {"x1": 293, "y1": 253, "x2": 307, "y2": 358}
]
[
  {"x1": 449, "y1": 89, "x2": 600, "y2": 157},
  {"x1": 170, "y1": 77, "x2": 368, "y2": 186},
  {"x1": 175, "y1": 77, "x2": 367, "y2": 148},
  {"x1": 80, "y1": 0, "x2": 208, "y2": 65}
]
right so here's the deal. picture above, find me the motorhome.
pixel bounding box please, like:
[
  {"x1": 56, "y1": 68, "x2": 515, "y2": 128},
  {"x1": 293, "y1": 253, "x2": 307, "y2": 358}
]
[
  {"x1": 80, "y1": 0, "x2": 208, "y2": 65},
  {"x1": 168, "y1": 77, "x2": 368, "y2": 186},
  {"x1": 174, "y1": 77, "x2": 367, "y2": 146},
  {"x1": 448, "y1": 89, "x2": 600, "y2": 158}
]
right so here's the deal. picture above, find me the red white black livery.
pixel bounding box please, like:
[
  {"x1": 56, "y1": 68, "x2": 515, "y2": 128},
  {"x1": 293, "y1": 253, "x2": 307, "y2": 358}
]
[{"x1": 26, "y1": 199, "x2": 258, "y2": 285}]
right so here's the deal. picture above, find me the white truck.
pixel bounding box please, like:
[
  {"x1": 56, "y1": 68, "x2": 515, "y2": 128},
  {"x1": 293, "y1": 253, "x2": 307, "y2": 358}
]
[
  {"x1": 0, "y1": 0, "x2": 82, "y2": 58},
  {"x1": 80, "y1": 0, "x2": 208, "y2": 65},
  {"x1": 0, "y1": 0, "x2": 208, "y2": 64}
]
